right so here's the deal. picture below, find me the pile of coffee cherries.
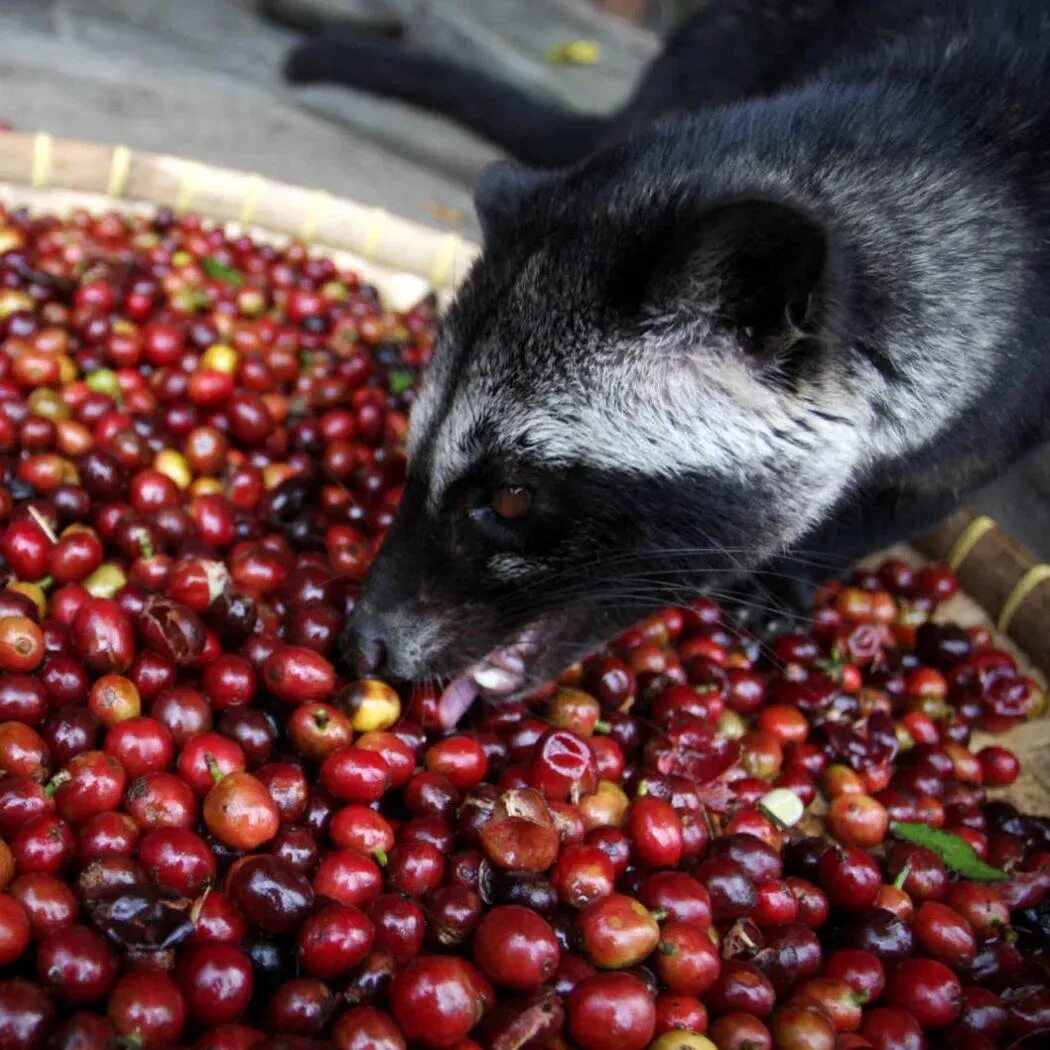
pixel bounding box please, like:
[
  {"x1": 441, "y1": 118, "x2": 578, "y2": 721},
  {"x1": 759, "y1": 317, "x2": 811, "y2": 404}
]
[{"x1": 0, "y1": 203, "x2": 1047, "y2": 1050}]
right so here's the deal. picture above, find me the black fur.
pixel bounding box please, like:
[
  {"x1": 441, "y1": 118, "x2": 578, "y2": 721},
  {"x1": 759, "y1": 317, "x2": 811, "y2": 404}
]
[
  {"x1": 335, "y1": 1, "x2": 1050, "y2": 699},
  {"x1": 284, "y1": 31, "x2": 607, "y2": 168},
  {"x1": 282, "y1": 1, "x2": 1033, "y2": 168}
]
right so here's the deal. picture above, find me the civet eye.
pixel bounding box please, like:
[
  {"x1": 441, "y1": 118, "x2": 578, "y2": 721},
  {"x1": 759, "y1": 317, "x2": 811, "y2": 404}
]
[{"x1": 491, "y1": 486, "x2": 532, "y2": 521}]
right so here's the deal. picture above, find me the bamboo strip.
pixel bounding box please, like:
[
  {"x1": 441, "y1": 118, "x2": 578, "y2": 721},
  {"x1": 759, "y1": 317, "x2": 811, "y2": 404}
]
[{"x1": 918, "y1": 506, "x2": 1050, "y2": 680}]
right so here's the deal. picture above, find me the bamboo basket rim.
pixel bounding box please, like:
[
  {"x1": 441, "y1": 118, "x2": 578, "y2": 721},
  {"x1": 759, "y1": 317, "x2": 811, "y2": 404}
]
[
  {"x1": 0, "y1": 129, "x2": 1047, "y2": 815},
  {"x1": 0, "y1": 131, "x2": 482, "y2": 310}
]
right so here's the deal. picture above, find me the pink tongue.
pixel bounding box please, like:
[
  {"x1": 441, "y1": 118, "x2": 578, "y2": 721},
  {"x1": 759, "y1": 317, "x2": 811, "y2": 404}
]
[{"x1": 437, "y1": 675, "x2": 479, "y2": 729}]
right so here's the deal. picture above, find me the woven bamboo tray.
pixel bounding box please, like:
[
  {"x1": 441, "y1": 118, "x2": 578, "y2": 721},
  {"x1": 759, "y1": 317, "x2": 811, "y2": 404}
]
[
  {"x1": 2, "y1": 131, "x2": 1047, "y2": 814},
  {"x1": 0, "y1": 132, "x2": 480, "y2": 312}
]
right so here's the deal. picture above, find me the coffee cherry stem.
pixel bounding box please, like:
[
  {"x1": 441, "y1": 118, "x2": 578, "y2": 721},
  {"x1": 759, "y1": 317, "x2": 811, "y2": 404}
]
[
  {"x1": 27, "y1": 504, "x2": 58, "y2": 544},
  {"x1": 190, "y1": 883, "x2": 212, "y2": 925},
  {"x1": 205, "y1": 753, "x2": 225, "y2": 784},
  {"x1": 43, "y1": 769, "x2": 71, "y2": 797},
  {"x1": 892, "y1": 860, "x2": 912, "y2": 890}
]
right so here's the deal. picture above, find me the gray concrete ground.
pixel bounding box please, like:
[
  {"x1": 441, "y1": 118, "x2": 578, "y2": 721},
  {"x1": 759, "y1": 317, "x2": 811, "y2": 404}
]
[
  {"x1": 2, "y1": 0, "x2": 1048, "y2": 558},
  {"x1": 1, "y1": 0, "x2": 654, "y2": 236}
]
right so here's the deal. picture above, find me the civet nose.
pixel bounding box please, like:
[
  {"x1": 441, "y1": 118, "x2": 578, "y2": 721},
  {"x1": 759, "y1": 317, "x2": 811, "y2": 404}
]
[
  {"x1": 354, "y1": 635, "x2": 388, "y2": 678},
  {"x1": 342, "y1": 605, "x2": 391, "y2": 678}
]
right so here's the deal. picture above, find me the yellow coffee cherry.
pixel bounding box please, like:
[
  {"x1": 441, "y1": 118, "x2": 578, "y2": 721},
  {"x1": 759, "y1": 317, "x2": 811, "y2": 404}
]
[
  {"x1": 716, "y1": 709, "x2": 747, "y2": 740},
  {"x1": 9, "y1": 582, "x2": 47, "y2": 619},
  {"x1": 263, "y1": 463, "x2": 295, "y2": 490},
  {"x1": 190, "y1": 477, "x2": 223, "y2": 497},
  {"x1": 649, "y1": 1033, "x2": 717, "y2": 1050},
  {"x1": 341, "y1": 679, "x2": 402, "y2": 733},
  {"x1": 57, "y1": 356, "x2": 77, "y2": 384},
  {"x1": 0, "y1": 290, "x2": 33, "y2": 318},
  {"x1": 86, "y1": 368, "x2": 121, "y2": 398},
  {"x1": 154, "y1": 449, "x2": 192, "y2": 489},
  {"x1": 0, "y1": 227, "x2": 25, "y2": 253},
  {"x1": 578, "y1": 780, "x2": 629, "y2": 831},
  {"x1": 83, "y1": 562, "x2": 127, "y2": 599},
  {"x1": 27, "y1": 388, "x2": 70, "y2": 421},
  {"x1": 201, "y1": 343, "x2": 238, "y2": 375}
]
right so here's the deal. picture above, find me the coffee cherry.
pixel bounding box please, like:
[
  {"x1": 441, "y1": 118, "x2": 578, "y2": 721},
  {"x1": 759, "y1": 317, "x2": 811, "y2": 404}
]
[
  {"x1": 0, "y1": 979, "x2": 56, "y2": 1050},
  {"x1": 52, "y1": 750, "x2": 126, "y2": 824},
  {"x1": 820, "y1": 947, "x2": 885, "y2": 1002},
  {"x1": 0, "y1": 616, "x2": 45, "y2": 672},
  {"x1": 139, "y1": 827, "x2": 216, "y2": 895},
  {"x1": 36, "y1": 924, "x2": 119, "y2": 1004},
  {"x1": 818, "y1": 846, "x2": 881, "y2": 910},
  {"x1": 71, "y1": 599, "x2": 135, "y2": 674},
  {"x1": 912, "y1": 899, "x2": 976, "y2": 968},
  {"x1": 389, "y1": 956, "x2": 485, "y2": 1048},
  {"x1": 296, "y1": 903, "x2": 375, "y2": 979},
  {"x1": 696, "y1": 858, "x2": 757, "y2": 921},
  {"x1": 769, "y1": 1003, "x2": 836, "y2": 1050},
  {"x1": 227, "y1": 853, "x2": 314, "y2": 933},
  {"x1": 480, "y1": 788, "x2": 559, "y2": 872},
  {"x1": 179, "y1": 943, "x2": 254, "y2": 1026},
  {"x1": 330, "y1": 1005, "x2": 407, "y2": 1049},
  {"x1": 471, "y1": 904, "x2": 560, "y2": 989},
  {"x1": 568, "y1": 972, "x2": 656, "y2": 1050},
  {"x1": 858, "y1": 1006, "x2": 925, "y2": 1050},
  {"x1": 107, "y1": 971, "x2": 186, "y2": 1048},
  {"x1": 263, "y1": 646, "x2": 335, "y2": 703},
  {"x1": 321, "y1": 746, "x2": 392, "y2": 804},
  {"x1": 707, "y1": 959, "x2": 776, "y2": 1019},
  {"x1": 9, "y1": 873, "x2": 78, "y2": 939},
  {"x1": 577, "y1": 893, "x2": 660, "y2": 969},
  {"x1": 626, "y1": 795, "x2": 683, "y2": 867},
  {"x1": 0, "y1": 894, "x2": 30, "y2": 965},
  {"x1": 708, "y1": 1013, "x2": 772, "y2": 1050},
  {"x1": 551, "y1": 844, "x2": 616, "y2": 908},
  {"x1": 203, "y1": 770, "x2": 279, "y2": 849},
  {"x1": 977, "y1": 744, "x2": 1020, "y2": 785},
  {"x1": 655, "y1": 919, "x2": 721, "y2": 995},
  {"x1": 639, "y1": 871, "x2": 712, "y2": 928},
  {"x1": 825, "y1": 793, "x2": 888, "y2": 849},
  {"x1": 885, "y1": 957, "x2": 962, "y2": 1029}
]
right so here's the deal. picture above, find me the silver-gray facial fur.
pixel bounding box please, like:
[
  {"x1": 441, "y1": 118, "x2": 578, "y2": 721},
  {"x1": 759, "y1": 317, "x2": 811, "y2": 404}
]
[{"x1": 340, "y1": 1, "x2": 1050, "y2": 725}]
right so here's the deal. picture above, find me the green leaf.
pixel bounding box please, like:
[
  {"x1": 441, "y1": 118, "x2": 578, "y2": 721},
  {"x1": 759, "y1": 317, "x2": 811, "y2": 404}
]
[
  {"x1": 202, "y1": 257, "x2": 244, "y2": 286},
  {"x1": 388, "y1": 370, "x2": 415, "y2": 395},
  {"x1": 890, "y1": 822, "x2": 1009, "y2": 881}
]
